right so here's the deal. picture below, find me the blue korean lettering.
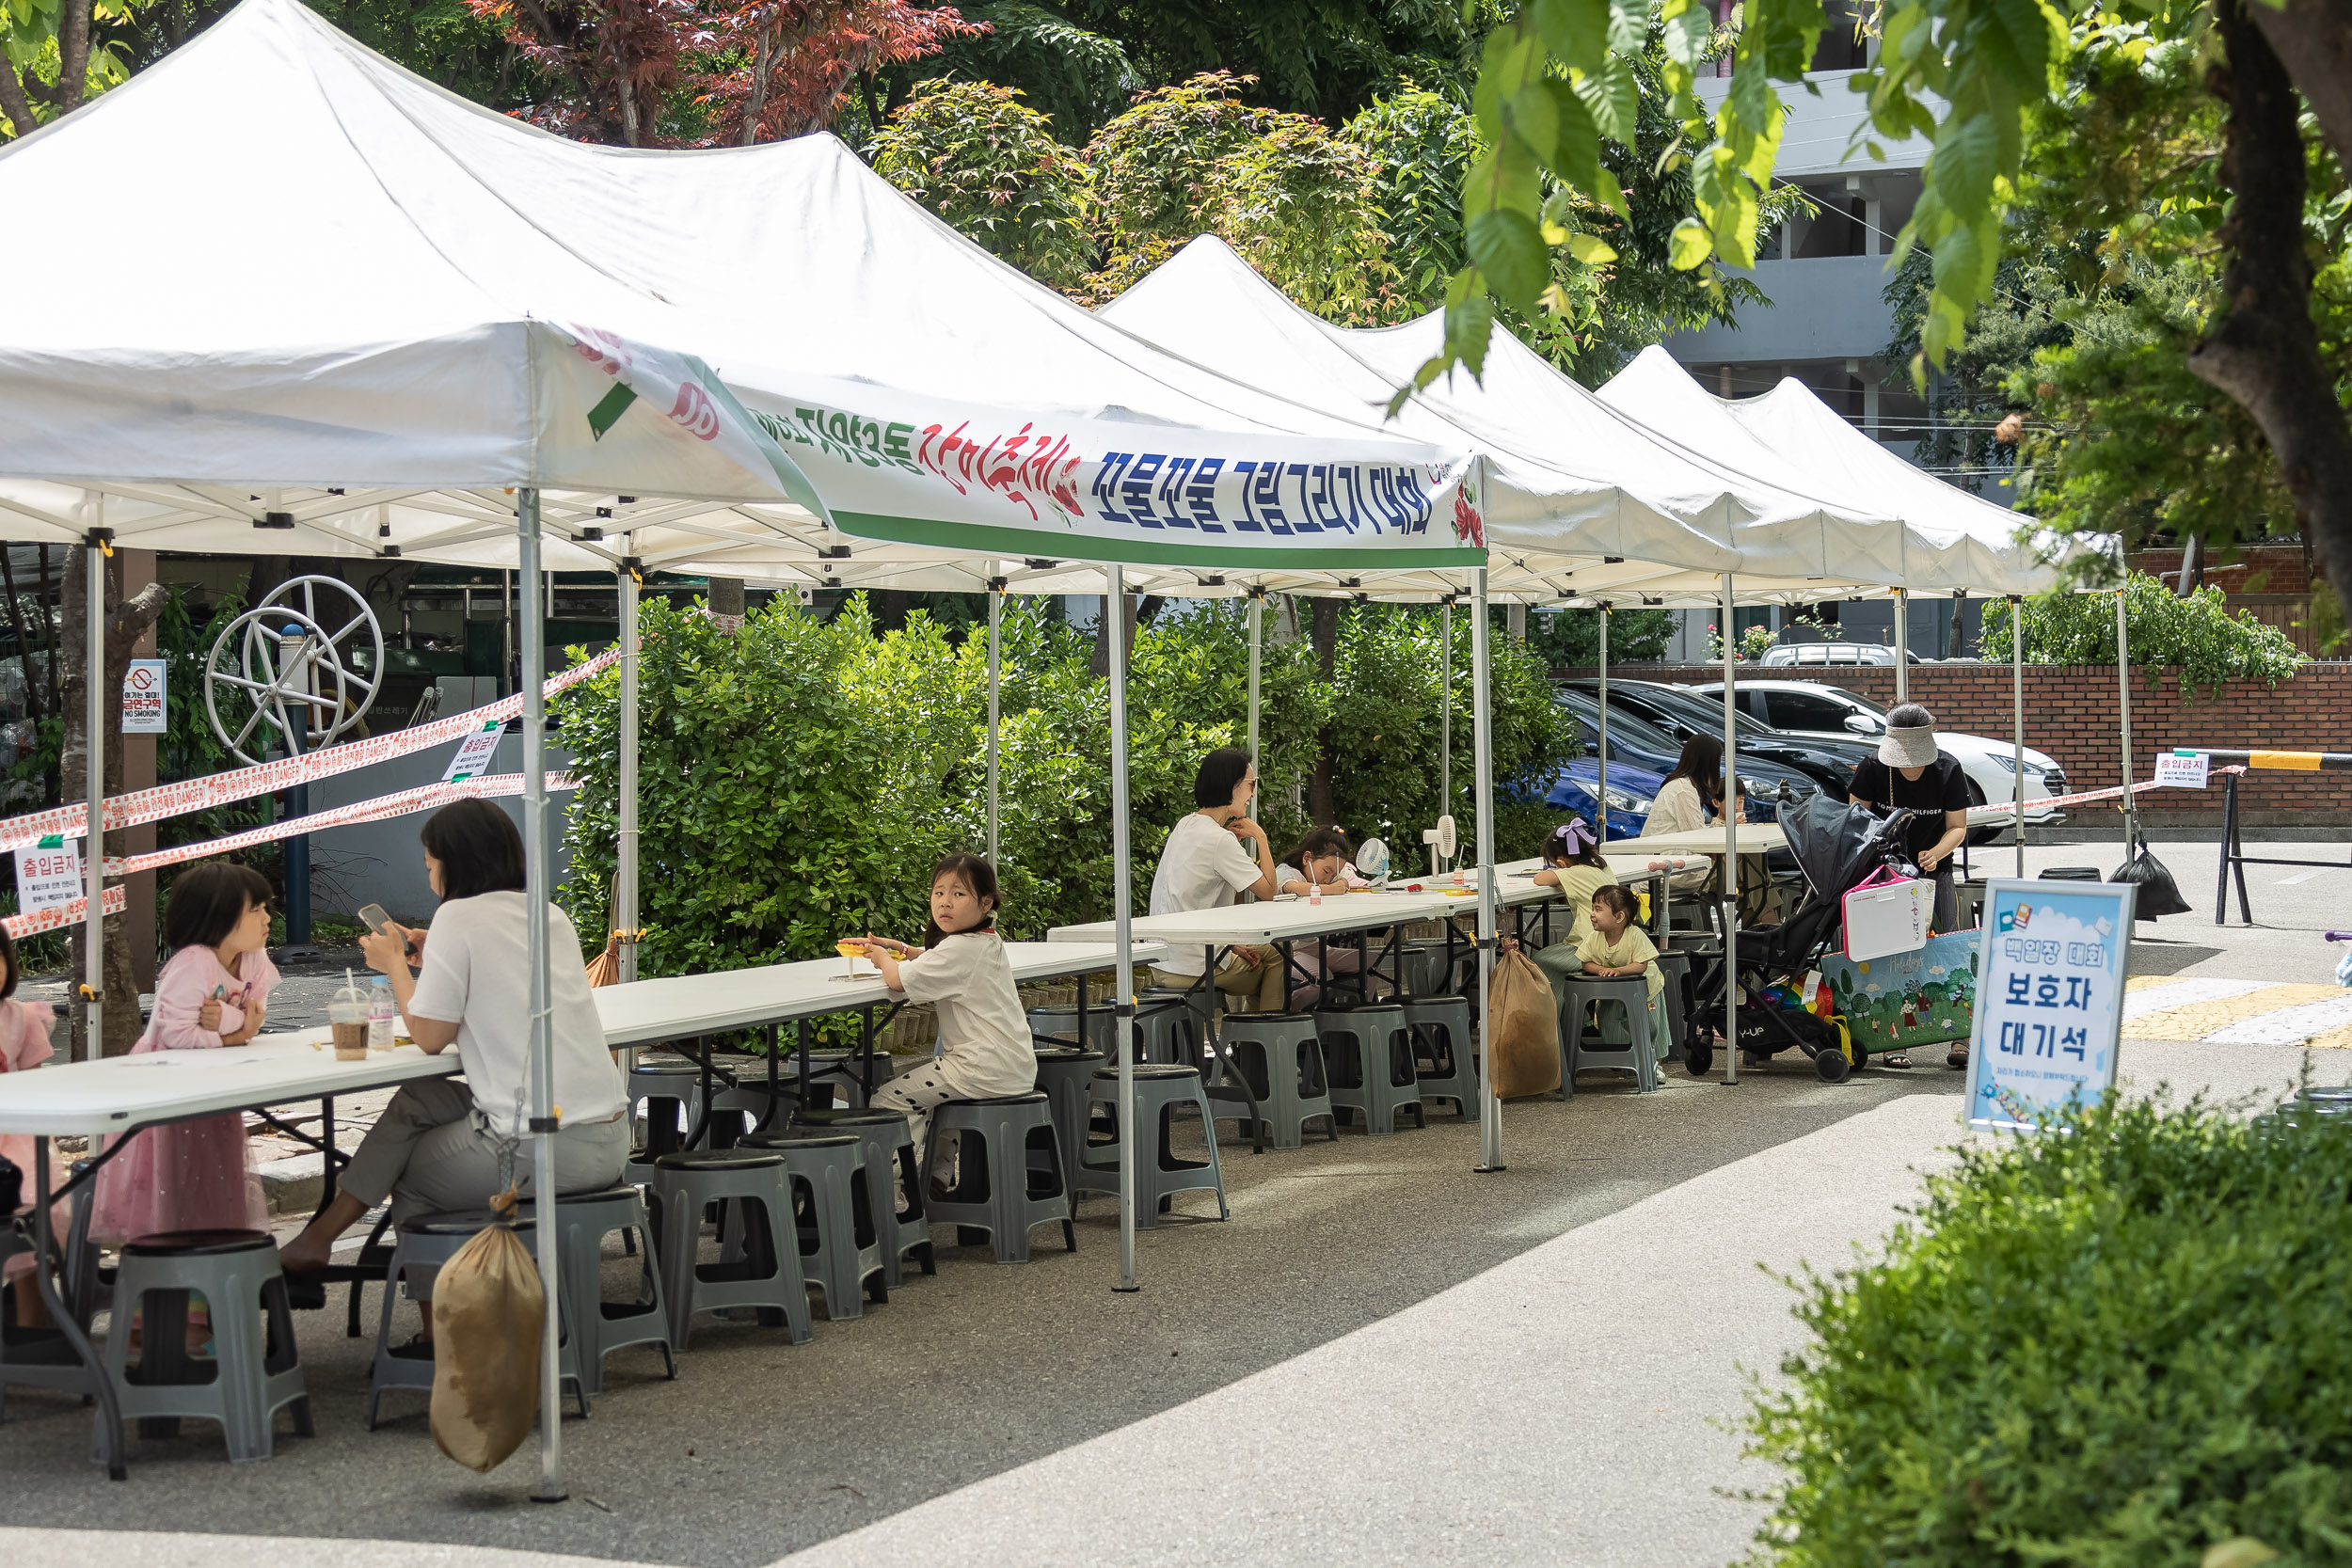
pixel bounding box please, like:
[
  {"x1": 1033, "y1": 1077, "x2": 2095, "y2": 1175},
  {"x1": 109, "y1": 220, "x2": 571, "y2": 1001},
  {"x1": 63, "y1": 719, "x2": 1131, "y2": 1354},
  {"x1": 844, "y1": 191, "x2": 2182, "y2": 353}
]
[
  {"x1": 1092, "y1": 453, "x2": 1136, "y2": 525},
  {"x1": 1152, "y1": 455, "x2": 1198, "y2": 530},
  {"x1": 2006, "y1": 973, "x2": 2032, "y2": 1006},
  {"x1": 1120, "y1": 454, "x2": 1167, "y2": 527},
  {"x1": 2034, "y1": 974, "x2": 2061, "y2": 1008},
  {"x1": 2061, "y1": 1026, "x2": 2087, "y2": 1061},
  {"x1": 2063, "y1": 975, "x2": 2094, "y2": 1010},
  {"x1": 1999, "y1": 1021, "x2": 2026, "y2": 1055},
  {"x1": 1187, "y1": 458, "x2": 1224, "y2": 532}
]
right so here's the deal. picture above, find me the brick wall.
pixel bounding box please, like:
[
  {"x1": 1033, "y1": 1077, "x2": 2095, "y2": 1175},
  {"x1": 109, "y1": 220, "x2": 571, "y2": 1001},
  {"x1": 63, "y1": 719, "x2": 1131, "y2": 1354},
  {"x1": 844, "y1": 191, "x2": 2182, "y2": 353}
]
[{"x1": 1551, "y1": 663, "x2": 2352, "y2": 830}]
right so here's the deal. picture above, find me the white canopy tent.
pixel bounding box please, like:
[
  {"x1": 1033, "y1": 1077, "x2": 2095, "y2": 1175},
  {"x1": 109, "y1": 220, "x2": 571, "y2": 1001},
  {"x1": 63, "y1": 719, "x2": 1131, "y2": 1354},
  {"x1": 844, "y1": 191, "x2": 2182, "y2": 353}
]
[{"x1": 0, "y1": 0, "x2": 1506, "y2": 1491}]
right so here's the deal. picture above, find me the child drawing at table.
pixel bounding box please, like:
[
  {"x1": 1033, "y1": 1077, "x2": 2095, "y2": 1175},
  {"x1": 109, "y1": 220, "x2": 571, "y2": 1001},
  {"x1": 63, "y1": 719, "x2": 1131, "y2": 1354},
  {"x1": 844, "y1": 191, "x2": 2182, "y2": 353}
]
[
  {"x1": 1, "y1": 927, "x2": 67, "y2": 1331},
  {"x1": 89, "y1": 863, "x2": 278, "y2": 1254},
  {"x1": 849, "y1": 853, "x2": 1036, "y2": 1195},
  {"x1": 1530, "y1": 818, "x2": 1618, "y2": 1006},
  {"x1": 1270, "y1": 827, "x2": 1363, "y2": 1009},
  {"x1": 1576, "y1": 883, "x2": 1664, "y2": 1039}
]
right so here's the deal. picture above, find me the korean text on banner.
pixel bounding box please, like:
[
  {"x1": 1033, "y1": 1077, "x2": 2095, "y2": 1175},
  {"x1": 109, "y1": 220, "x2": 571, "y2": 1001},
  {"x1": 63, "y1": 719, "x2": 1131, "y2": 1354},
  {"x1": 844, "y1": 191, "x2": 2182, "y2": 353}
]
[
  {"x1": 15, "y1": 836, "x2": 83, "y2": 914},
  {"x1": 442, "y1": 721, "x2": 505, "y2": 784},
  {"x1": 2153, "y1": 751, "x2": 2210, "y2": 788},
  {"x1": 121, "y1": 658, "x2": 167, "y2": 735},
  {"x1": 1965, "y1": 879, "x2": 2133, "y2": 1132}
]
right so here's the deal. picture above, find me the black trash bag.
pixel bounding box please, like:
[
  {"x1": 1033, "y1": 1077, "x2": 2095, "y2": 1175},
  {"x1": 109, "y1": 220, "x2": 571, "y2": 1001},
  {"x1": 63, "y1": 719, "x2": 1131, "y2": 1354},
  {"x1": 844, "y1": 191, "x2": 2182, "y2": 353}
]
[{"x1": 2112, "y1": 832, "x2": 2190, "y2": 920}]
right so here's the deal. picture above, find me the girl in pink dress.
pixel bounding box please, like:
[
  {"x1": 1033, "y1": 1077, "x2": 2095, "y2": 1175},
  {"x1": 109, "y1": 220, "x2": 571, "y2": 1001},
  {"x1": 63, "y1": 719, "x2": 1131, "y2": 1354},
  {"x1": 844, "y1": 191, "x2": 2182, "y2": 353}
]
[
  {"x1": 1, "y1": 927, "x2": 67, "y2": 1330},
  {"x1": 88, "y1": 863, "x2": 278, "y2": 1247}
]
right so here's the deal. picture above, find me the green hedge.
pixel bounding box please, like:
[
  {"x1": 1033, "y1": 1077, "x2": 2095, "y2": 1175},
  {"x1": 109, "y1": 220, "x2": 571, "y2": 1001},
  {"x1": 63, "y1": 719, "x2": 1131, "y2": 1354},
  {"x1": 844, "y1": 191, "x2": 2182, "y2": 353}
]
[
  {"x1": 1744, "y1": 1092, "x2": 2352, "y2": 1566},
  {"x1": 552, "y1": 594, "x2": 1576, "y2": 974}
]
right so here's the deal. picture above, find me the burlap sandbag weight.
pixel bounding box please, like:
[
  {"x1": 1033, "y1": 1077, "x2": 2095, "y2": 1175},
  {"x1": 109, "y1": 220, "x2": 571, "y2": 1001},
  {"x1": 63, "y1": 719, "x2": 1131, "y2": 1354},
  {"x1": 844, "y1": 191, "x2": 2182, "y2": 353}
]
[
  {"x1": 1486, "y1": 949, "x2": 1563, "y2": 1099},
  {"x1": 429, "y1": 1194, "x2": 544, "y2": 1473}
]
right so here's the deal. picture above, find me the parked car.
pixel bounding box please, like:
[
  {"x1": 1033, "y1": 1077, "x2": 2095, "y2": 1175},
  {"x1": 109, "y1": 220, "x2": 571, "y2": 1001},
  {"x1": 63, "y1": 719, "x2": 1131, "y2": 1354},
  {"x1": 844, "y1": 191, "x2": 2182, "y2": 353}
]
[
  {"x1": 1689, "y1": 678, "x2": 2068, "y2": 844},
  {"x1": 1757, "y1": 642, "x2": 1919, "y2": 667},
  {"x1": 1555, "y1": 678, "x2": 1865, "y2": 800},
  {"x1": 1549, "y1": 684, "x2": 1824, "y2": 824},
  {"x1": 1538, "y1": 755, "x2": 1671, "y2": 838}
]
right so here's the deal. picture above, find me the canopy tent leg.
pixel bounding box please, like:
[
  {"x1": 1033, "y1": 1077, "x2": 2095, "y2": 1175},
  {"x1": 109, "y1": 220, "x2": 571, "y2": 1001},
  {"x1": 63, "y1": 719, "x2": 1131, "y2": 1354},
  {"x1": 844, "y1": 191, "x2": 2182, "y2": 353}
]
[
  {"x1": 1472, "y1": 570, "x2": 1502, "y2": 1171},
  {"x1": 80, "y1": 520, "x2": 105, "y2": 1060},
  {"x1": 1597, "y1": 604, "x2": 1610, "y2": 838},
  {"x1": 617, "y1": 554, "x2": 641, "y2": 988},
  {"x1": 1246, "y1": 592, "x2": 1262, "y2": 761},
  {"x1": 2010, "y1": 595, "x2": 2025, "y2": 879},
  {"x1": 1892, "y1": 589, "x2": 1909, "y2": 705},
  {"x1": 1439, "y1": 598, "x2": 1454, "y2": 872},
  {"x1": 985, "y1": 570, "x2": 1002, "y2": 864},
  {"x1": 518, "y1": 490, "x2": 566, "y2": 1503},
  {"x1": 2116, "y1": 588, "x2": 2137, "y2": 844},
  {"x1": 1106, "y1": 567, "x2": 1138, "y2": 1292},
  {"x1": 1722, "y1": 573, "x2": 1740, "y2": 1088}
]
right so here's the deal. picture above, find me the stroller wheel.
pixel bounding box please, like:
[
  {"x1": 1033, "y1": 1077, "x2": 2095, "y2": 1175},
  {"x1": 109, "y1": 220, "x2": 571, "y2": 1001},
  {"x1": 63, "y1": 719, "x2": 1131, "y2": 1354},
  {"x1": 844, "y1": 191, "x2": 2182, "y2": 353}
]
[
  {"x1": 1815, "y1": 1044, "x2": 1851, "y2": 1084},
  {"x1": 1684, "y1": 1039, "x2": 1714, "y2": 1078}
]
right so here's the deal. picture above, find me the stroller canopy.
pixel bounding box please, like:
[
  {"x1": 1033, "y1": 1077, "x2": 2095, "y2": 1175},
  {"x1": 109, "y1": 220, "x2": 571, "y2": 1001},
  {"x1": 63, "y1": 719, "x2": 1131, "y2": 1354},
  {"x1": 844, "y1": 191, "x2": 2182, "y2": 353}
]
[{"x1": 1784, "y1": 792, "x2": 1915, "y2": 905}]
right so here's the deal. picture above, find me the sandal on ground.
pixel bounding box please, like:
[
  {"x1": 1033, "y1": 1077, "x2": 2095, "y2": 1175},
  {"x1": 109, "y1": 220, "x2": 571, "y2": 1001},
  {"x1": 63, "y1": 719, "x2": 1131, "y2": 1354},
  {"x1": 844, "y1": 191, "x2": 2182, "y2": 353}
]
[
  {"x1": 1883, "y1": 1052, "x2": 1911, "y2": 1069},
  {"x1": 1946, "y1": 1044, "x2": 1969, "y2": 1069}
]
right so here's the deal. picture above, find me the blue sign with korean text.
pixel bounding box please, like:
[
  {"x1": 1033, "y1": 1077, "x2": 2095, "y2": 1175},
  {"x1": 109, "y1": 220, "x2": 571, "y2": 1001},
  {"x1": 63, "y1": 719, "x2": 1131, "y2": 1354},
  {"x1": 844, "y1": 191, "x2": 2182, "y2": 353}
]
[{"x1": 1964, "y1": 879, "x2": 2135, "y2": 1132}]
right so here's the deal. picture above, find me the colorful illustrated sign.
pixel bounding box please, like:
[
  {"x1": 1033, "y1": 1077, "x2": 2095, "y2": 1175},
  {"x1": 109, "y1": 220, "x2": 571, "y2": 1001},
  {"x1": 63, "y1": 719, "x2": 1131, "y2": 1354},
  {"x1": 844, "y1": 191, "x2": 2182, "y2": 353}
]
[
  {"x1": 1821, "y1": 930, "x2": 1979, "y2": 1051},
  {"x1": 121, "y1": 658, "x2": 167, "y2": 735},
  {"x1": 1965, "y1": 879, "x2": 2134, "y2": 1132}
]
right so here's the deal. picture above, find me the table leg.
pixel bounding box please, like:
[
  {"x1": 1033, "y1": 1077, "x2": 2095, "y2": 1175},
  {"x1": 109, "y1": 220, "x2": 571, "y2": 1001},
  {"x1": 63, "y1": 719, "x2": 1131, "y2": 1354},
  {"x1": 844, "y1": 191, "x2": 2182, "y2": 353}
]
[
  {"x1": 763, "y1": 1024, "x2": 781, "y2": 1131},
  {"x1": 1076, "y1": 975, "x2": 1090, "y2": 1054},
  {"x1": 860, "y1": 1006, "x2": 877, "y2": 1100},
  {"x1": 318, "y1": 1093, "x2": 338, "y2": 1208},
  {"x1": 32, "y1": 1139, "x2": 124, "y2": 1480},
  {"x1": 796, "y1": 1019, "x2": 814, "y2": 1114},
  {"x1": 1279, "y1": 939, "x2": 1294, "y2": 1013}
]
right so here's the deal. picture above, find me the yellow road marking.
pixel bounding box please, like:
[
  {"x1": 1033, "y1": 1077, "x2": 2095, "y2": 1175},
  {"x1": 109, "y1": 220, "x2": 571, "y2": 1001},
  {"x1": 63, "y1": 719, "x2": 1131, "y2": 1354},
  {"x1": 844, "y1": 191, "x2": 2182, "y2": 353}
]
[
  {"x1": 2121, "y1": 983, "x2": 2345, "y2": 1041},
  {"x1": 2124, "y1": 974, "x2": 2185, "y2": 993}
]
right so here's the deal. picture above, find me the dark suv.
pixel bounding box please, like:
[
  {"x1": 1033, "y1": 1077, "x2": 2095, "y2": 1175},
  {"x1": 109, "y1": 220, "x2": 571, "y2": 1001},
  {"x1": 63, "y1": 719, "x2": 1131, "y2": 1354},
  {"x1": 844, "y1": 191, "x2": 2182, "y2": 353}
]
[{"x1": 1555, "y1": 678, "x2": 1865, "y2": 800}]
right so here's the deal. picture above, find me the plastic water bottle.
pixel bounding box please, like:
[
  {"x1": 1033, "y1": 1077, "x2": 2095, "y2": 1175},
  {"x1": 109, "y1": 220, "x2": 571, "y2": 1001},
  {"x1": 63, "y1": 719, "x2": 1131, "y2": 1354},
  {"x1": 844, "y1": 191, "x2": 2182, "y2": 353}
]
[
  {"x1": 1308, "y1": 864, "x2": 1323, "y2": 906},
  {"x1": 367, "y1": 974, "x2": 396, "y2": 1051}
]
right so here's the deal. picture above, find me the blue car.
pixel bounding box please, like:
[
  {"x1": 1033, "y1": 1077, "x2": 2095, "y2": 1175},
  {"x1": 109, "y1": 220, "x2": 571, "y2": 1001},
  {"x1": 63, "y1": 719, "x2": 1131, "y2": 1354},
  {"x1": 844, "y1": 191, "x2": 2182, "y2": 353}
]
[
  {"x1": 1549, "y1": 684, "x2": 1818, "y2": 825},
  {"x1": 1541, "y1": 755, "x2": 1670, "y2": 838}
]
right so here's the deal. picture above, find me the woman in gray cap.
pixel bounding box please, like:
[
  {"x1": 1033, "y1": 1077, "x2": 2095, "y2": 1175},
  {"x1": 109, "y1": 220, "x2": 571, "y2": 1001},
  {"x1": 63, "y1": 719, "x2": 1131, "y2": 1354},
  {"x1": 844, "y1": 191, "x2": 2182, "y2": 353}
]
[{"x1": 1847, "y1": 704, "x2": 1973, "y2": 1067}]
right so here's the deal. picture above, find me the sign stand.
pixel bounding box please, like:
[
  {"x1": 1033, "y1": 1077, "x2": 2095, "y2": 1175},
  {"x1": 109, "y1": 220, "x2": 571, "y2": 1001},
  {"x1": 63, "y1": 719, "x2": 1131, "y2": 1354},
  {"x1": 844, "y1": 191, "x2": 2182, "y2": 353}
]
[{"x1": 1965, "y1": 878, "x2": 2134, "y2": 1132}]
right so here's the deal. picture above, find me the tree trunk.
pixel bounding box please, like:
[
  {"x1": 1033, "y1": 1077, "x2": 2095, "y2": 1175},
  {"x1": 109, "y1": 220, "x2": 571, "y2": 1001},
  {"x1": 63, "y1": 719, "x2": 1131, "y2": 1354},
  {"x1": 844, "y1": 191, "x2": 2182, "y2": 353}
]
[
  {"x1": 0, "y1": 58, "x2": 35, "y2": 139},
  {"x1": 61, "y1": 552, "x2": 167, "y2": 1058},
  {"x1": 1307, "y1": 600, "x2": 1339, "y2": 826},
  {"x1": 741, "y1": 12, "x2": 776, "y2": 146},
  {"x1": 1, "y1": 549, "x2": 40, "y2": 721},
  {"x1": 2188, "y1": 1, "x2": 2352, "y2": 623},
  {"x1": 2247, "y1": 0, "x2": 2352, "y2": 176},
  {"x1": 1089, "y1": 594, "x2": 1141, "y2": 678},
  {"x1": 56, "y1": 0, "x2": 92, "y2": 114},
  {"x1": 707, "y1": 576, "x2": 745, "y2": 632}
]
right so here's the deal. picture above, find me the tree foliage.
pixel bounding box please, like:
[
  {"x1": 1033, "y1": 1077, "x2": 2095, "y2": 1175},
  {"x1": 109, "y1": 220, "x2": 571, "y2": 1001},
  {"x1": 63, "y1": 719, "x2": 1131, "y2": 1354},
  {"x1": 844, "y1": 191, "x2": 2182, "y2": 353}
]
[
  {"x1": 870, "y1": 78, "x2": 1097, "y2": 287},
  {"x1": 554, "y1": 594, "x2": 1578, "y2": 974},
  {"x1": 1979, "y1": 572, "x2": 2301, "y2": 696},
  {"x1": 1439, "y1": 0, "x2": 2352, "y2": 624},
  {"x1": 892, "y1": 0, "x2": 1136, "y2": 139}
]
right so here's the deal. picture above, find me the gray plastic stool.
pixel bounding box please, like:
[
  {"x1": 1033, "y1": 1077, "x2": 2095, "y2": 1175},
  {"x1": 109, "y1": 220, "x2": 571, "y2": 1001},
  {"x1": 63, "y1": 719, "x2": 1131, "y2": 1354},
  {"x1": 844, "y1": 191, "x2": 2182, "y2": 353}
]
[
  {"x1": 1031, "y1": 1046, "x2": 1107, "y2": 1196},
  {"x1": 629, "y1": 1056, "x2": 707, "y2": 1158},
  {"x1": 1074, "y1": 1066, "x2": 1230, "y2": 1226},
  {"x1": 1403, "y1": 995, "x2": 1482, "y2": 1120},
  {"x1": 739, "y1": 1132, "x2": 886, "y2": 1321},
  {"x1": 1027, "y1": 1003, "x2": 1115, "y2": 1054},
  {"x1": 927, "y1": 1093, "x2": 1075, "y2": 1262},
  {"x1": 1314, "y1": 1006, "x2": 1427, "y2": 1134},
  {"x1": 1401, "y1": 939, "x2": 1464, "y2": 997},
  {"x1": 648, "y1": 1149, "x2": 812, "y2": 1351},
  {"x1": 103, "y1": 1229, "x2": 310, "y2": 1463},
  {"x1": 1558, "y1": 976, "x2": 1659, "y2": 1095},
  {"x1": 546, "y1": 1186, "x2": 674, "y2": 1397},
  {"x1": 362, "y1": 1210, "x2": 589, "y2": 1429},
  {"x1": 1139, "y1": 989, "x2": 1214, "y2": 1064},
  {"x1": 800, "y1": 1107, "x2": 933, "y2": 1287},
  {"x1": 1209, "y1": 1014, "x2": 1335, "y2": 1149}
]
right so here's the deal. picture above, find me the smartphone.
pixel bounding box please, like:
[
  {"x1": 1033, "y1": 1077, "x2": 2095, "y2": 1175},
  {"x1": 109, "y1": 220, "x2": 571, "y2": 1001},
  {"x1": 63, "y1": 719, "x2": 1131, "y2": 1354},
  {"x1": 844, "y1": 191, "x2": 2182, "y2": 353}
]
[{"x1": 357, "y1": 904, "x2": 393, "y2": 935}]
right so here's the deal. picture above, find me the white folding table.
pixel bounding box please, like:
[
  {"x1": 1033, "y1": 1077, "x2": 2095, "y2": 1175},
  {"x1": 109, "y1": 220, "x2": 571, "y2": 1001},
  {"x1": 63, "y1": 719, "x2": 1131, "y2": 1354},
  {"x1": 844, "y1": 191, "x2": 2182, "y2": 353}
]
[{"x1": 0, "y1": 940, "x2": 1143, "y2": 1476}]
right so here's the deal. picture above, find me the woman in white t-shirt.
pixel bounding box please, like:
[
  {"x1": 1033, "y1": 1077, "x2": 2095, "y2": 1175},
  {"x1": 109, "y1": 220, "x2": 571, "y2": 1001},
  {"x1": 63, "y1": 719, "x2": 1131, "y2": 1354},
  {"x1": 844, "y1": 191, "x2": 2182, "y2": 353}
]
[
  {"x1": 279, "y1": 800, "x2": 628, "y2": 1290},
  {"x1": 852, "y1": 854, "x2": 1035, "y2": 1188},
  {"x1": 1146, "y1": 748, "x2": 1282, "y2": 1010}
]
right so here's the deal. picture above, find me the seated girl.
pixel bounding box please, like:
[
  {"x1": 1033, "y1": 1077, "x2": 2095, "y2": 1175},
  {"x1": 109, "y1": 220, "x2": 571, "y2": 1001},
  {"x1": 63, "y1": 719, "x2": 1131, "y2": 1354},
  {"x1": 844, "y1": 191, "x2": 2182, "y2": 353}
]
[
  {"x1": 1530, "y1": 818, "x2": 1618, "y2": 1006},
  {"x1": 853, "y1": 853, "x2": 1037, "y2": 1194},
  {"x1": 1270, "y1": 827, "x2": 1365, "y2": 1010},
  {"x1": 90, "y1": 863, "x2": 277, "y2": 1248},
  {"x1": 1576, "y1": 883, "x2": 1665, "y2": 1041}
]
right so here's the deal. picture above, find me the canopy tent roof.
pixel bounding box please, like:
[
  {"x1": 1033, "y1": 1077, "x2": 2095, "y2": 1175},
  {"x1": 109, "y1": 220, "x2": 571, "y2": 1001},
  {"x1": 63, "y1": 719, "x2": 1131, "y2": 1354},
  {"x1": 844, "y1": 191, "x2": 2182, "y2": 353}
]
[
  {"x1": 1719, "y1": 373, "x2": 2112, "y2": 586},
  {"x1": 1102, "y1": 239, "x2": 2030, "y2": 607},
  {"x1": 1597, "y1": 348, "x2": 2074, "y2": 595},
  {"x1": 0, "y1": 0, "x2": 1482, "y2": 582}
]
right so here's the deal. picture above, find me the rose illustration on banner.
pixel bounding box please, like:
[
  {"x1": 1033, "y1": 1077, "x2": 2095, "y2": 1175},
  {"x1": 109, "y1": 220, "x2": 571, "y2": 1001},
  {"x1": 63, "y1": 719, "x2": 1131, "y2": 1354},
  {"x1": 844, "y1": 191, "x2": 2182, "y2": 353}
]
[{"x1": 1452, "y1": 477, "x2": 1484, "y2": 546}]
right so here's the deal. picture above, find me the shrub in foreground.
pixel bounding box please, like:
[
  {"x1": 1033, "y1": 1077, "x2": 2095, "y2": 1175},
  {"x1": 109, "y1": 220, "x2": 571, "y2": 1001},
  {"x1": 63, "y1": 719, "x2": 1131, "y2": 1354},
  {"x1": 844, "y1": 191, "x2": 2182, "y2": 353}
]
[{"x1": 1745, "y1": 1093, "x2": 2352, "y2": 1566}]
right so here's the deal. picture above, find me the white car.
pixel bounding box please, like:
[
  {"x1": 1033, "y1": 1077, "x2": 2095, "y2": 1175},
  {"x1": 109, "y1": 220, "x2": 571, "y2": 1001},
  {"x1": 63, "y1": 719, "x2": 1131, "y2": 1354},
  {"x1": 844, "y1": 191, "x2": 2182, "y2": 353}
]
[{"x1": 1690, "y1": 679, "x2": 2067, "y2": 843}]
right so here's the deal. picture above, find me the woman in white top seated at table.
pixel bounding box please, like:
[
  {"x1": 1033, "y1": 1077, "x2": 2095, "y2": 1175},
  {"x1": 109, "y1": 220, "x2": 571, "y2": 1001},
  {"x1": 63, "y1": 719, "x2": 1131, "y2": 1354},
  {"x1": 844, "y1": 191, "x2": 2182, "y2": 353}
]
[
  {"x1": 1647, "y1": 734, "x2": 1777, "y2": 925},
  {"x1": 1146, "y1": 748, "x2": 1283, "y2": 1011},
  {"x1": 279, "y1": 800, "x2": 628, "y2": 1291}
]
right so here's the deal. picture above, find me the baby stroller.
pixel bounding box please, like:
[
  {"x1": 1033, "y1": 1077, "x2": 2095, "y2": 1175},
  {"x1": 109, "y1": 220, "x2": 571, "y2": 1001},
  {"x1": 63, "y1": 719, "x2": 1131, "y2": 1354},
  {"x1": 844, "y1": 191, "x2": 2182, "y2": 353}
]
[{"x1": 1675, "y1": 794, "x2": 1929, "y2": 1082}]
